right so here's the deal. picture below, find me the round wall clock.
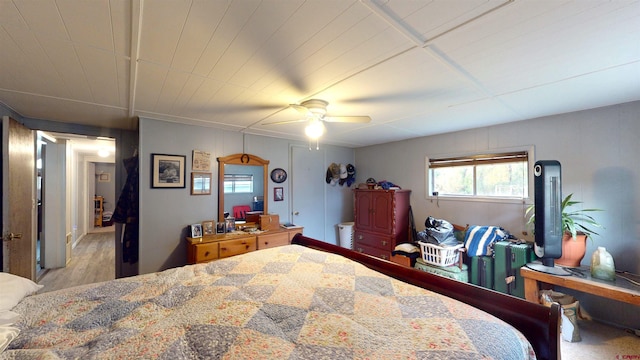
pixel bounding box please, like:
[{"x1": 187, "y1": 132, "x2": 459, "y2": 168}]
[{"x1": 270, "y1": 168, "x2": 287, "y2": 183}]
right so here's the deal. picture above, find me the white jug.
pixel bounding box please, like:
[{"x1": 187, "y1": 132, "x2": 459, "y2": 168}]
[{"x1": 590, "y1": 246, "x2": 616, "y2": 281}]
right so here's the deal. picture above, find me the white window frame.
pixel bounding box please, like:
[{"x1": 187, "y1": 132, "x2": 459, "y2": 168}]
[
  {"x1": 425, "y1": 146, "x2": 535, "y2": 204},
  {"x1": 224, "y1": 173, "x2": 254, "y2": 194}
]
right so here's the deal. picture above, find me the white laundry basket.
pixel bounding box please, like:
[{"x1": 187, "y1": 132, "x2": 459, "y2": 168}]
[{"x1": 338, "y1": 222, "x2": 354, "y2": 249}]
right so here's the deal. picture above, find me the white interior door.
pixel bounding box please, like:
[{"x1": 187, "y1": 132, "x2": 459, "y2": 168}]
[
  {"x1": 42, "y1": 140, "x2": 67, "y2": 268},
  {"x1": 291, "y1": 146, "x2": 325, "y2": 240}
]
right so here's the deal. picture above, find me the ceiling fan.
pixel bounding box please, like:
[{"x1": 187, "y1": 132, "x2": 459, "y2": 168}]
[{"x1": 263, "y1": 99, "x2": 371, "y2": 139}]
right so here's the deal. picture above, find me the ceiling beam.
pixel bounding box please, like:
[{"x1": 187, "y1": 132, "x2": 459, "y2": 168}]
[{"x1": 128, "y1": 0, "x2": 143, "y2": 125}]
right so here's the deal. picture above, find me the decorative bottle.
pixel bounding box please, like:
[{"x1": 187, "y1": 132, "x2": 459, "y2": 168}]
[{"x1": 590, "y1": 246, "x2": 616, "y2": 281}]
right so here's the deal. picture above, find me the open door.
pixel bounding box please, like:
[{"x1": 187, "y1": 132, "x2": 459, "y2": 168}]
[{"x1": 1, "y1": 116, "x2": 36, "y2": 280}]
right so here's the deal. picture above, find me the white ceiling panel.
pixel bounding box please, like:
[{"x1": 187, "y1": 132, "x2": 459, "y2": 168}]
[
  {"x1": 56, "y1": 0, "x2": 114, "y2": 51},
  {"x1": 169, "y1": 1, "x2": 231, "y2": 72},
  {"x1": 499, "y1": 62, "x2": 640, "y2": 120},
  {"x1": 1, "y1": 0, "x2": 638, "y2": 147},
  {"x1": 75, "y1": 46, "x2": 122, "y2": 106},
  {"x1": 40, "y1": 39, "x2": 93, "y2": 102}
]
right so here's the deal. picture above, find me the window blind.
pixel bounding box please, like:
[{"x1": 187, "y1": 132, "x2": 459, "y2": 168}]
[{"x1": 429, "y1": 151, "x2": 528, "y2": 169}]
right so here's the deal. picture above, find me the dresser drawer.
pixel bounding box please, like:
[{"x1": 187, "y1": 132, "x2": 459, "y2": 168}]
[
  {"x1": 353, "y1": 230, "x2": 393, "y2": 251},
  {"x1": 353, "y1": 242, "x2": 392, "y2": 261},
  {"x1": 219, "y1": 237, "x2": 257, "y2": 258},
  {"x1": 257, "y1": 232, "x2": 289, "y2": 250},
  {"x1": 193, "y1": 242, "x2": 219, "y2": 263}
]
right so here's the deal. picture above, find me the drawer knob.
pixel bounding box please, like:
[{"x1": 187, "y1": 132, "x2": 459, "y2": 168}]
[
  {"x1": 381, "y1": 240, "x2": 387, "y2": 246},
  {"x1": 205, "y1": 251, "x2": 210, "y2": 257},
  {"x1": 221, "y1": 247, "x2": 227, "y2": 251},
  {"x1": 358, "y1": 234, "x2": 363, "y2": 240}
]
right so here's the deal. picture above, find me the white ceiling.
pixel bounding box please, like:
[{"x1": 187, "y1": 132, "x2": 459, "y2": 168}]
[{"x1": 2, "y1": 0, "x2": 639, "y2": 148}]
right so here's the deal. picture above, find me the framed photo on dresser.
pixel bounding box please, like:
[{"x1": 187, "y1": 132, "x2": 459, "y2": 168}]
[{"x1": 190, "y1": 223, "x2": 203, "y2": 238}]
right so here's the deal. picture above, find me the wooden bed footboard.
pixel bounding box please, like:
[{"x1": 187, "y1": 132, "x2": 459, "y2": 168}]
[{"x1": 292, "y1": 234, "x2": 560, "y2": 360}]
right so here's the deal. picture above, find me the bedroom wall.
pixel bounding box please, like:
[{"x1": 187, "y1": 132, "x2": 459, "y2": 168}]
[
  {"x1": 354, "y1": 100, "x2": 640, "y2": 330},
  {"x1": 138, "y1": 118, "x2": 355, "y2": 275}
]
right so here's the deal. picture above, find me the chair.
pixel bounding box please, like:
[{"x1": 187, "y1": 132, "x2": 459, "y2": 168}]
[{"x1": 233, "y1": 205, "x2": 251, "y2": 220}]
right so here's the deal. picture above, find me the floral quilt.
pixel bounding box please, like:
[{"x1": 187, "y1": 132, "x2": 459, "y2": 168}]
[{"x1": 4, "y1": 245, "x2": 534, "y2": 359}]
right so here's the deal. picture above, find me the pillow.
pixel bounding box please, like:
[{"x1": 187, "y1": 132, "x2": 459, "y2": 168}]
[
  {"x1": 0, "y1": 273, "x2": 43, "y2": 311},
  {"x1": 0, "y1": 311, "x2": 20, "y2": 326},
  {"x1": 0, "y1": 326, "x2": 20, "y2": 352}
]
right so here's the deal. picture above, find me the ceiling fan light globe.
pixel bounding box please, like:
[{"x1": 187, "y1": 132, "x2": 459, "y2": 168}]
[{"x1": 305, "y1": 120, "x2": 325, "y2": 139}]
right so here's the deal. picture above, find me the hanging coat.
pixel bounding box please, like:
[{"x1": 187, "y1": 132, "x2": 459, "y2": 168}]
[{"x1": 112, "y1": 155, "x2": 139, "y2": 264}]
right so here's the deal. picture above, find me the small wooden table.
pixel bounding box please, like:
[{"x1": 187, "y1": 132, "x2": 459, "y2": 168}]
[{"x1": 520, "y1": 266, "x2": 640, "y2": 305}]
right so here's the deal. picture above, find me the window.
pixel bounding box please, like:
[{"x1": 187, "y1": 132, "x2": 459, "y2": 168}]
[
  {"x1": 427, "y1": 151, "x2": 529, "y2": 199},
  {"x1": 224, "y1": 174, "x2": 253, "y2": 193}
]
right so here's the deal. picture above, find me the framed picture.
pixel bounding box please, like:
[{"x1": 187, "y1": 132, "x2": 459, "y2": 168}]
[
  {"x1": 192, "y1": 150, "x2": 211, "y2": 172},
  {"x1": 274, "y1": 187, "x2": 284, "y2": 201},
  {"x1": 190, "y1": 223, "x2": 203, "y2": 238},
  {"x1": 191, "y1": 172, "x2": 212, "y2": 195},
  {"x1": 216, "y1": 221, "x2": 227, "y2": 234},
  {"x1": 152, "y1": 154, "x2": 186, "y2": 188},
  {"x1": 202, "y1": 220, "x2": 214, "y2": 235},
  {"x1": 98, "y1": 173, "x2": 110, "y2": 182}
]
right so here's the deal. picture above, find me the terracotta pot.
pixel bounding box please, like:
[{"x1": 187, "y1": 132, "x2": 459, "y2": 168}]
[{"x1": 555, "y1": 232, "x2": 588, "y2": 267}]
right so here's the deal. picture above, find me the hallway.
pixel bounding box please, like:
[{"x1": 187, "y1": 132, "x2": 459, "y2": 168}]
[{"x1": 37, "y1": 229, "x2": 115, "y2": 293}]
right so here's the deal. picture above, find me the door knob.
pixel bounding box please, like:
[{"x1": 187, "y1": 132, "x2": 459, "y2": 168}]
[
  {"x1": 3, "y1": 232, "x2": 22, "y2": 241},
  {"x1": 293, "y1": 211, "x2": 299, "y2": 215}
]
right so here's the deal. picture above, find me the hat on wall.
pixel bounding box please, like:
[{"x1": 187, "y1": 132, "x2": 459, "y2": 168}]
[
  {"x1": 346, "y1": 164, "x2": 356, "y2": 186},
  {"x1": 339, "y1": 163, "x2": 348, "y2": 179},
  {"x1": 329, "y1": 163, "x2": 340, "y2": 186}
]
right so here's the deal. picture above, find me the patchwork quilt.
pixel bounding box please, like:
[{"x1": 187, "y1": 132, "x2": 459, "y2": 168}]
[{"x1": 4, "y1": 245, "x2": 534, "y2": 359}]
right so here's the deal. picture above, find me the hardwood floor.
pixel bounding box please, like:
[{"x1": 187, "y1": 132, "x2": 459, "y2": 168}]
[{"x1": 37, "y1": 229, "x2": 115, "y2": 293}]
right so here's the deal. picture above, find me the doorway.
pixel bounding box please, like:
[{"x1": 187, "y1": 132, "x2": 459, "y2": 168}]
[{"x1": 36, "y1": 131, "x2": 116, "y2": 281}]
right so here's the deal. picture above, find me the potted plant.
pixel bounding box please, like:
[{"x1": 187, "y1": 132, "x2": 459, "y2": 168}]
[{"x1": 526, "y1": 193, "x2": 603, "y2": 267}]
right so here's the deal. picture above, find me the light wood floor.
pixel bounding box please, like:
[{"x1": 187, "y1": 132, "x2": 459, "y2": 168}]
[{"x1": 37, "y1": 229, "x2": 115, "y2": 293}]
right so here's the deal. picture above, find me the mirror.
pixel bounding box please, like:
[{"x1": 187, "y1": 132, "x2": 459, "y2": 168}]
[{"x1": 217, "y1": 153, "x2": 269, "y2": 223}]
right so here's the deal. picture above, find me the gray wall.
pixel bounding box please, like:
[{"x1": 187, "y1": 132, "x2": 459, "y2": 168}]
[
  {"x1": 138, "y1": 118, "x2": 355, "y2": 274},
  {"x1": 355, "y1": 100, "x2": 640, "y2": 330}
]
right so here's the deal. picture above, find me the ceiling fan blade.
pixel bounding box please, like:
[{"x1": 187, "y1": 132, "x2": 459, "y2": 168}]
[
  {"x1": 324, "y1": 115, "x2": 371, "y2": 123},
  {"x1": 262, "y1": 118, "x2": 307, "y2": 126}
]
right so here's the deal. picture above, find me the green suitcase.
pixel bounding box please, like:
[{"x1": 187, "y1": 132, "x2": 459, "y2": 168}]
[
  {"x1": 493, "y1": 241, "x2": 536, "y2": 298},
  {"x1": 414, "y1": 258, "x2": 468, "y2": 282},
  {"x1": 469, "y1": 256, "x2": 494, "y2": 289}
]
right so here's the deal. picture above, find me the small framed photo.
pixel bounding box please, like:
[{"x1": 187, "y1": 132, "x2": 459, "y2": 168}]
[
  {"x1": 98, "y1": 173, "x2": 110, "y2": 182},
  {"x1": 274, "y1": 187, "x2": 284, "y2": 201},
  {"x1": 202, "y1": 221, "x2": 214, "y2": 235},
  {"x1": 152, "y1": 154, "x2": 186, "y2": 188},
  {"x1": 191, "y1": 172, "x2": 212, "y2": 195},
  {"x1": 190, "y1": 223, "x2": 203, "y2": 238},
  {"x1": 216, "y1": 221, "x2": 227, "y2": 234}
]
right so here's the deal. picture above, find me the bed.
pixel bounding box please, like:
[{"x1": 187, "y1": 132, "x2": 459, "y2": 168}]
[{"x1": 2, "y1": 233, "x2": 560, "y2": 359}]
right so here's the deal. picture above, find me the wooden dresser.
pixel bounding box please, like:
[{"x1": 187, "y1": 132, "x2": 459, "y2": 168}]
[
  {"x1": 186, "y1": 227, "x2": 302, "y2": 264},
  {"x1": 353, "y1": 189, "x2": 411, "y2": 261}
]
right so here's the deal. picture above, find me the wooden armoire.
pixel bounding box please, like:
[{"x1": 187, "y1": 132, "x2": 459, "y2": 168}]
[{"x1": 353, "y1": 189, "x2": 411, "y2": 260}]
